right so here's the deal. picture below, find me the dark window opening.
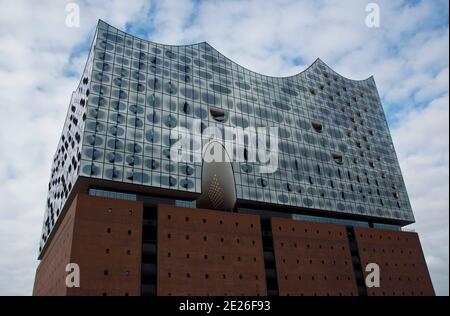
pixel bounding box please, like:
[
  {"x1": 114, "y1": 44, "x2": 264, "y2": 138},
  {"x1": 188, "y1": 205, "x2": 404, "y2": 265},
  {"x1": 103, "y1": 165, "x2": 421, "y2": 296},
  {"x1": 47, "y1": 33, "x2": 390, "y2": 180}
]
[
  {"x1": 182, "y1": 102, "x2": 191, "y2": 114},
  {"x1": 331, "y1": 152, "x2": 343, "y2": 165},
  {"x1": 311, "y1": 121, "x2": 323, "y2": 133},
  {"x1": 210, "y1": 107, "x2": 227, "y2": 123}
]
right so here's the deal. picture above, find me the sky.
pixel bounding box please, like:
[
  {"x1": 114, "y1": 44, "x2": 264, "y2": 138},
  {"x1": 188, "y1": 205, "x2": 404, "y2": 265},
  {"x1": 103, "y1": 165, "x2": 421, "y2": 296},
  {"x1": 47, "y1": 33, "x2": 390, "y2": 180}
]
[{"x1": 0, "y1": 0, "x2": 448, "y2": 295}]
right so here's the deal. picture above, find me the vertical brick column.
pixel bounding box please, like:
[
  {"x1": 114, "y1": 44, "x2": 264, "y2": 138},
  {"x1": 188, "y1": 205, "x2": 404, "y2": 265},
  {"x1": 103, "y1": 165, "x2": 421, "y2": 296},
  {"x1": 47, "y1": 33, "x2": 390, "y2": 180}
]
[
  {"x1": 33, "y1": 194, "x2": 143, "y2": 296},
  {"x1": 157, "y1": 205, "x2": 267, "y2": 296},
  {"x1": 354, "y1": 227, "x2": 435, "y2": 296},
  {"x1": 271, "y1": 218, "x2": 358, "y2": 296}
]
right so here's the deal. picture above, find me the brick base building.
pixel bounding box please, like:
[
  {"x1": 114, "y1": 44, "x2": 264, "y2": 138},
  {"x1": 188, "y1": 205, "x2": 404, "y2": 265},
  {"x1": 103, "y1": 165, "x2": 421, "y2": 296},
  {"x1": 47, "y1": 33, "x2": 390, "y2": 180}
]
[{"x1": 33, "y1": 192, "x2": 434, "y2": 296}]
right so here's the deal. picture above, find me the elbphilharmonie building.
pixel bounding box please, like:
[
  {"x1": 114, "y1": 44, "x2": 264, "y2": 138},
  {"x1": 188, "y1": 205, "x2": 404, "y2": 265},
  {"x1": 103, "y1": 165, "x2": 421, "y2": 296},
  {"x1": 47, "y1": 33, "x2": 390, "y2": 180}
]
[{"x1": 33, "y1": 20, "x2": 434, "y2": 296}]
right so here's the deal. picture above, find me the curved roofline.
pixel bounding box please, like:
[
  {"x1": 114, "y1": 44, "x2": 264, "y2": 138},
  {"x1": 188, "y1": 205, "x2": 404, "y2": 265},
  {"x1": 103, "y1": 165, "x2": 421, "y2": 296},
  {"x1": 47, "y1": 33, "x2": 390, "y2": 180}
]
[
  {"x1": 98, "y1": 19, "x2": 373, "y2": 82},
  {"x1": 314, "y1": 58, "x2": 374, "y2": 83}
]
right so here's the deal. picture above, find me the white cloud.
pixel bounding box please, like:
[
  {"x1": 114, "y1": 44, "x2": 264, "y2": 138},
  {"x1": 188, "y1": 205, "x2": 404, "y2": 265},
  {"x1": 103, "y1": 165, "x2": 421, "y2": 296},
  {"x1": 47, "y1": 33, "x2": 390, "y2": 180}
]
[
  {"x1": 0, "y1": 0, "x2": 448, "y2": 295},
  {"x1": 392, "y1": 94, "x2": 449, "y2": 296},
  {"x1": 0, "y1": 0, "x2": 149, "y2": 296},
  {"x1": 146, "y1": 0, "x2": 449, "y2": 107}
]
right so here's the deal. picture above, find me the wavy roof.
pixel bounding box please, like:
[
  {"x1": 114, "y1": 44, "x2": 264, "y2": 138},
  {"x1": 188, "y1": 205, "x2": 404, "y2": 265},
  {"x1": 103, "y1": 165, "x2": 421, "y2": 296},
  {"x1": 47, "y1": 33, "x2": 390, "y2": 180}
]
[{"x1": 98, "y1": 19, "x2": 373, "y2": 82}]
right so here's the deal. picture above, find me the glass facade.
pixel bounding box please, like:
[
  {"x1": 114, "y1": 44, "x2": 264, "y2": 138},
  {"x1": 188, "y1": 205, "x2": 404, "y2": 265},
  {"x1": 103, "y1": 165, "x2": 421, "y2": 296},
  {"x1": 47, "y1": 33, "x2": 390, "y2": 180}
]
[
  {"x1": 292, "y1": 213, "x2": 371, "y2": 228},
  {"x1": 39, "y1": 20, "x2": 414, "y2": 254},
  {"x1": 88, "y1": 188, "x2": 137, "y2": 201}
]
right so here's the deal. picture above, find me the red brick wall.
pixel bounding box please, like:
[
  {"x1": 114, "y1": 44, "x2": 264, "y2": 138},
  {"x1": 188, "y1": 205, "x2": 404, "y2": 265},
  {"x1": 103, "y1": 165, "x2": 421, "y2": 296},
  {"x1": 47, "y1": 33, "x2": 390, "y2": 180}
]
[
  {"x1": 33, "y1": 194, "x2": 143, "y2": 296},
  {"x1": 157, "y1": 205, "x2": 267, "y2": 296},
  {"x1": 354, "y1": 227, "x2": 435, "y2": 296},
  {"x1": 271, "y1": 218, "x2": 358, "y2": 296},
  {"x1": 34, "y1": 194, "x2": 435, "y2": 297},
  {"x1": 33, "y1": 198, "x2": 77, "y2": 296}
]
